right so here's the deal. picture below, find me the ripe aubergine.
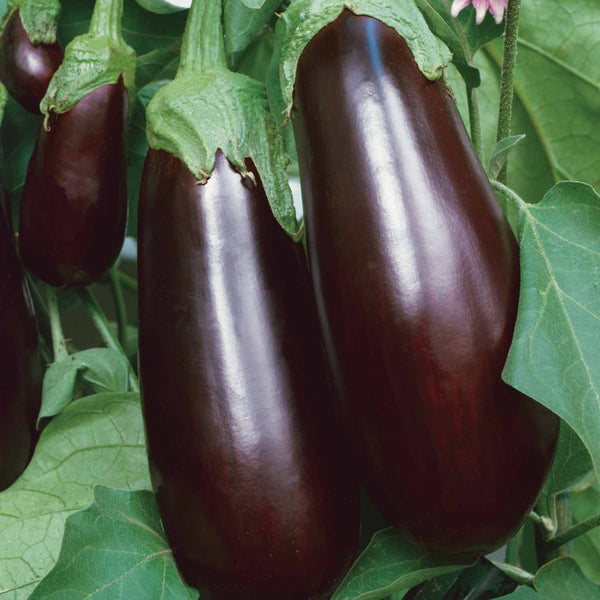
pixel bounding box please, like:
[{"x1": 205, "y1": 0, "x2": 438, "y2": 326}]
[
  {"x1": 0, "y1": 9, "x2": 62, "y2": 113},
  {"x1": 0, "y1": 188, "x2": 42, "y2": 490},
  {"x1": 138, "y1": 150, "x2": 359, "y2": 599},
  {"x1": 19, "y1": 80, "x2": 128, "y2": 288},
  {"x1": 292, "y1": 11, "x2": 559, "y2": 556}
]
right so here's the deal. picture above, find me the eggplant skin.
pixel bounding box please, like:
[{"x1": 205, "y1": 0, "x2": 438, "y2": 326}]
[
  {"x1": 292, "y1": 11, "x2": 559, "y2": 556},
  {"x1": 0, "y1": 188, "x2": 42, "y2": 491},
  {"x1": 138, "y1": 150, "x2": 359, "y2": 600},
  {"x1": 0, "y1": 9, "x2": 63, "y2": 113},
  {"x1": 19, "y1": 80, "x2": 128, "y2": 288}
]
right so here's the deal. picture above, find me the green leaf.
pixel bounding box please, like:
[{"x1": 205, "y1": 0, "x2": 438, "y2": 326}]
[
  {"x1": 542, "y1": 423, "x2": 593, "y2": 499},
  {"x1": 400, "y1": 573, "x2": 458, "y2": 599},
  {"x1": 473, "y1": 0, "x2": 600, "y2": 203},
  {"x1": 29, "y1": 487, "x2": 197, "y2": 600},
  {"x1": 39, "y1": 349, "x2": 130, "y2": 423},
  {"x1": 498, "y1": 182, "x2": 600, "y2": 478},
  {"x1": 146, "y1": 69, "x2": 299, "y2": 236},
  {"x1": 268, "y1": 0, "x2": 451, "y2": 120},
  {"x1": 440, "y1": 558, "x2": 517, "y2": 599},
  {"x1": 571, "y1": 480, "x2": 600, "y2": 584},
  {"x1": 0, "y1": 95, "x2": 40, "y2": 195},
  {"x1": 136, "y1": 47, "x2": 180, "y2": 90},
  {"x1": 489, "y1": 135, "x2": 526, "y2": 180},
  {"x1": 502, "y1": 559, "x2": 600, "y2": 598},
  {"x1": 0, "y1": 393, "x2": 150, "y2": 599},
  {"x1": 331, "y1": 528, "x2": 474, "y2": 600},
  {"x1": 224, "y1": 0, "x2": 280, "y2": 54}
]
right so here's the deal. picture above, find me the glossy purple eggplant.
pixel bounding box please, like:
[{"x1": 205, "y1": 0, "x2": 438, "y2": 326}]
[
  {"x1": 138, "y1": 150, "x2": 359, "y2": 599},
  {"x1": 292, "y1": 11, "x2": 559, "y2": 556},
  {"x1": 19, "y1": 80, "x2": 128, "y2": 288},
  {"x1": 0, "y1": 9, "x2": 62, "y2": 113},
  {"x1": 0, "y1": 188, "x2": 42, "y2": 490}
]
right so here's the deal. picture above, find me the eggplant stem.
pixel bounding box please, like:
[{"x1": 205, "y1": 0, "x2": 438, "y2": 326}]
[
  {"x1": 109, "y1": 266, "x2": 128, "y2": 352},
  {"x1": 46, "y1": 286, "x2": 69, "y2": 362}
]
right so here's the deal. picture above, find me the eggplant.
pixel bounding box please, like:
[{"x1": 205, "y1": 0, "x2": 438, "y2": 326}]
[
  {"x1": 0, "y1": 9, "x2": 62, "y2": 113},
  {"x1": 19, "y1": 80, "x2": 128, "y2": 288},
  {"x1": 138, "y1": 149, "x2": 359, "y2": 599},
  {"x1": 292, "y1": 11, "x2": 559, "y2": 556},
  {"x1": 0, "y1": 187, "x2": 42, "y2": 490}
]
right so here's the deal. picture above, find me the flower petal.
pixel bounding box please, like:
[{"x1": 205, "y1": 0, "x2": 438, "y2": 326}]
[
  {"x1": 451, "y1": 0, "x2": 472, "y2": 18},
  {"x1": 472, "y1": 0, "x2": 490, "y2": 24}
]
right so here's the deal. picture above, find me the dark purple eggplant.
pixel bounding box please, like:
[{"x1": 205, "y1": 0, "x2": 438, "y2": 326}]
[
  {"x1": 138, "y1": 149, "x2": 359, "y2": 600},
  {"x1": 0, "y1": 187, "x2": 42, "y2": 490},
  {"x1": 0, "y1": 9, "x2": 62, "y2": 113},
  {"x1": 19, "y1": 79, "x2": 128, "y2": 288},
  {"x1": 292, "y1": 11, "x2": 559, "y2": 556}
]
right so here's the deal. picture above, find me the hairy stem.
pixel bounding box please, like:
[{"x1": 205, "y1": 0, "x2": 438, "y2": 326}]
[
  {"x1": 467, "y1": 86, "x2": 483, "y2": 159},
  {"x1": 495, "y1": 0, "x2": 521, "y2": 184}
]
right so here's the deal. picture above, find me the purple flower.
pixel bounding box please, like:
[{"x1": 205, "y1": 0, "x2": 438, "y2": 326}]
[{"x1": 451, "y1": 0, "x2": 509, "y2": 24}]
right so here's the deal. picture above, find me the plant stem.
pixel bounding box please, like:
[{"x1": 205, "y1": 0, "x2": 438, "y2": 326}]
[
  {"x1": 46, "y1": 286, "x2": 69, "y2": 362},
  {"x1": 544, "y1": 492, "x2": 573, "y2": 558},
  {"x1": 467, "y1": 85, "x2": 483, "y2": 159},
  {"x1": 77, "y1": 287, "x2": 140, "y2": 393},
  {"x1": 88, "y1": 0, "x2": 123, "y2": 40},
  {"x1": 118, "y1": 270, "x2": 138, "y2": 293},
  {"x1": 26, "y1": 273, "x2": 53, "y2": 356},
  {"x1": 495, "y1": 0, "x2": 521, "y2": 184},
  {"x1": 109, "y1": 267, "x2": 128, "y2": 351},
  {"x1": 494, "y1": 563, "x2": 535, "y2": 587},
  {"x1": 547, "y1": 512, "x2": 600, "y2": 552},
  {"x1": 178, "y1": 0, "x2": 226, "y2": 76}
]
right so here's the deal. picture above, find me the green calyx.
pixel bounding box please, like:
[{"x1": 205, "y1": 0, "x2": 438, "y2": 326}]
[
  {"x1": 146, "y1": 0, "x2": 299, "y2": 238},
  {"x1": 40, "y1": 0, "x2": 135, "y2": 116},
  {"x1": 4, "y1": 0, "x2": 60, "y2": 44},
  {"x1": 267, "y1": 0, "x2": 452, "y2": 121}
]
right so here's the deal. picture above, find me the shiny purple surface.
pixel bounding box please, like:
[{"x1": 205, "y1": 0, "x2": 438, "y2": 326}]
[
  {"x1": 19, "y1": 81, "x2": 128, "y2": 288},
  {"x1": 138, "y1": 150, "x2": 359, "y2": 599},
  {"x1": 293, "y1": 11, "x2": 559, "y2": 555},
  {"x1": 0, "y1": 188, "x2": 41, "y2": 490},
  {"x1": 0, "y1": 9, "x2": 62, "y2": 113}
]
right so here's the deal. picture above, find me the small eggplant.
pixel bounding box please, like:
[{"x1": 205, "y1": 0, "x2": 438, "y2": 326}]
[
  {"x1": 0, "y1": 9, "x2": 62, "y2": 113},
  {"x1": 19, "y1": 80, "x2": 128, "y2": 288}
]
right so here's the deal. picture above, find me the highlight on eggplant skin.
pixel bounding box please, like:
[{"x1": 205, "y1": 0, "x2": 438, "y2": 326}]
[
  {"x1": 0, "y1": 9, "x2": 63, "y2": 113},
  {"x1": 19, "y1": 79, "x2": 128, "y2": 289},
  {"x1": 138, "y1": 149, "x2": 360, "y2": 600},
  {"x1": 0, "y1": 188, "x2": 42, "y2": 491},
  {"x1": 292, "y1": 10, "x2": 559, "y2": 557}
]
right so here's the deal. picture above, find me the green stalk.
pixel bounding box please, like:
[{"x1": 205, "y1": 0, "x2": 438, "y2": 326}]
[
  {"x1": 495, "y1": 0, "x2": 521, "y2": 184},
  {"x1": 467, "y1": 86, "x2": 483, "y2": 159},
  {"x1": 109, "y1": 266, "x2": 128, "y2": 351},
  {"x1": 178, "y1": 0, "x2": 227, "y2": 76},
  {"x1": 118, "y1": 271, "x2": 138, "y2": 294},
  {"x1": 46, "y1": 287, "x2": 69, "y2": 362},
  {"x1": 77, "y1": 287, "x2": 140, "y2": 393},
  {"x1": 88, "y1": 0, "x2": 123, "y2": 40},
  {"x1": 547, "y1": 512, "x2": 600, "y2": 552},
  {"x1": 494, "y1": 563, "x2": 535, "y2": 587}
]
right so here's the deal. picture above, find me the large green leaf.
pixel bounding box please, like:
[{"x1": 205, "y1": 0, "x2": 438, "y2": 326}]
[
  {"x1": 571, "y1": 481, "x2": 600, "y2": 584},
  {"x1": 224, "y1": 0, "x2": 279, "y2": 54},
  {"x1": 331, "y1": 529, "x2": 473, "y2": 600},
  {"x1": 496, "y1": 182, "x2": 600, "y2": 477},
  {"x1": 474, "y1": 0, "x2": 600, "y2": 202},
  {"x1": 29, "y1": 487, "x2": 197, "y2": 600},
  {"x1": 0, "y1": 393, "x2": 150, "y2": 599}
]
